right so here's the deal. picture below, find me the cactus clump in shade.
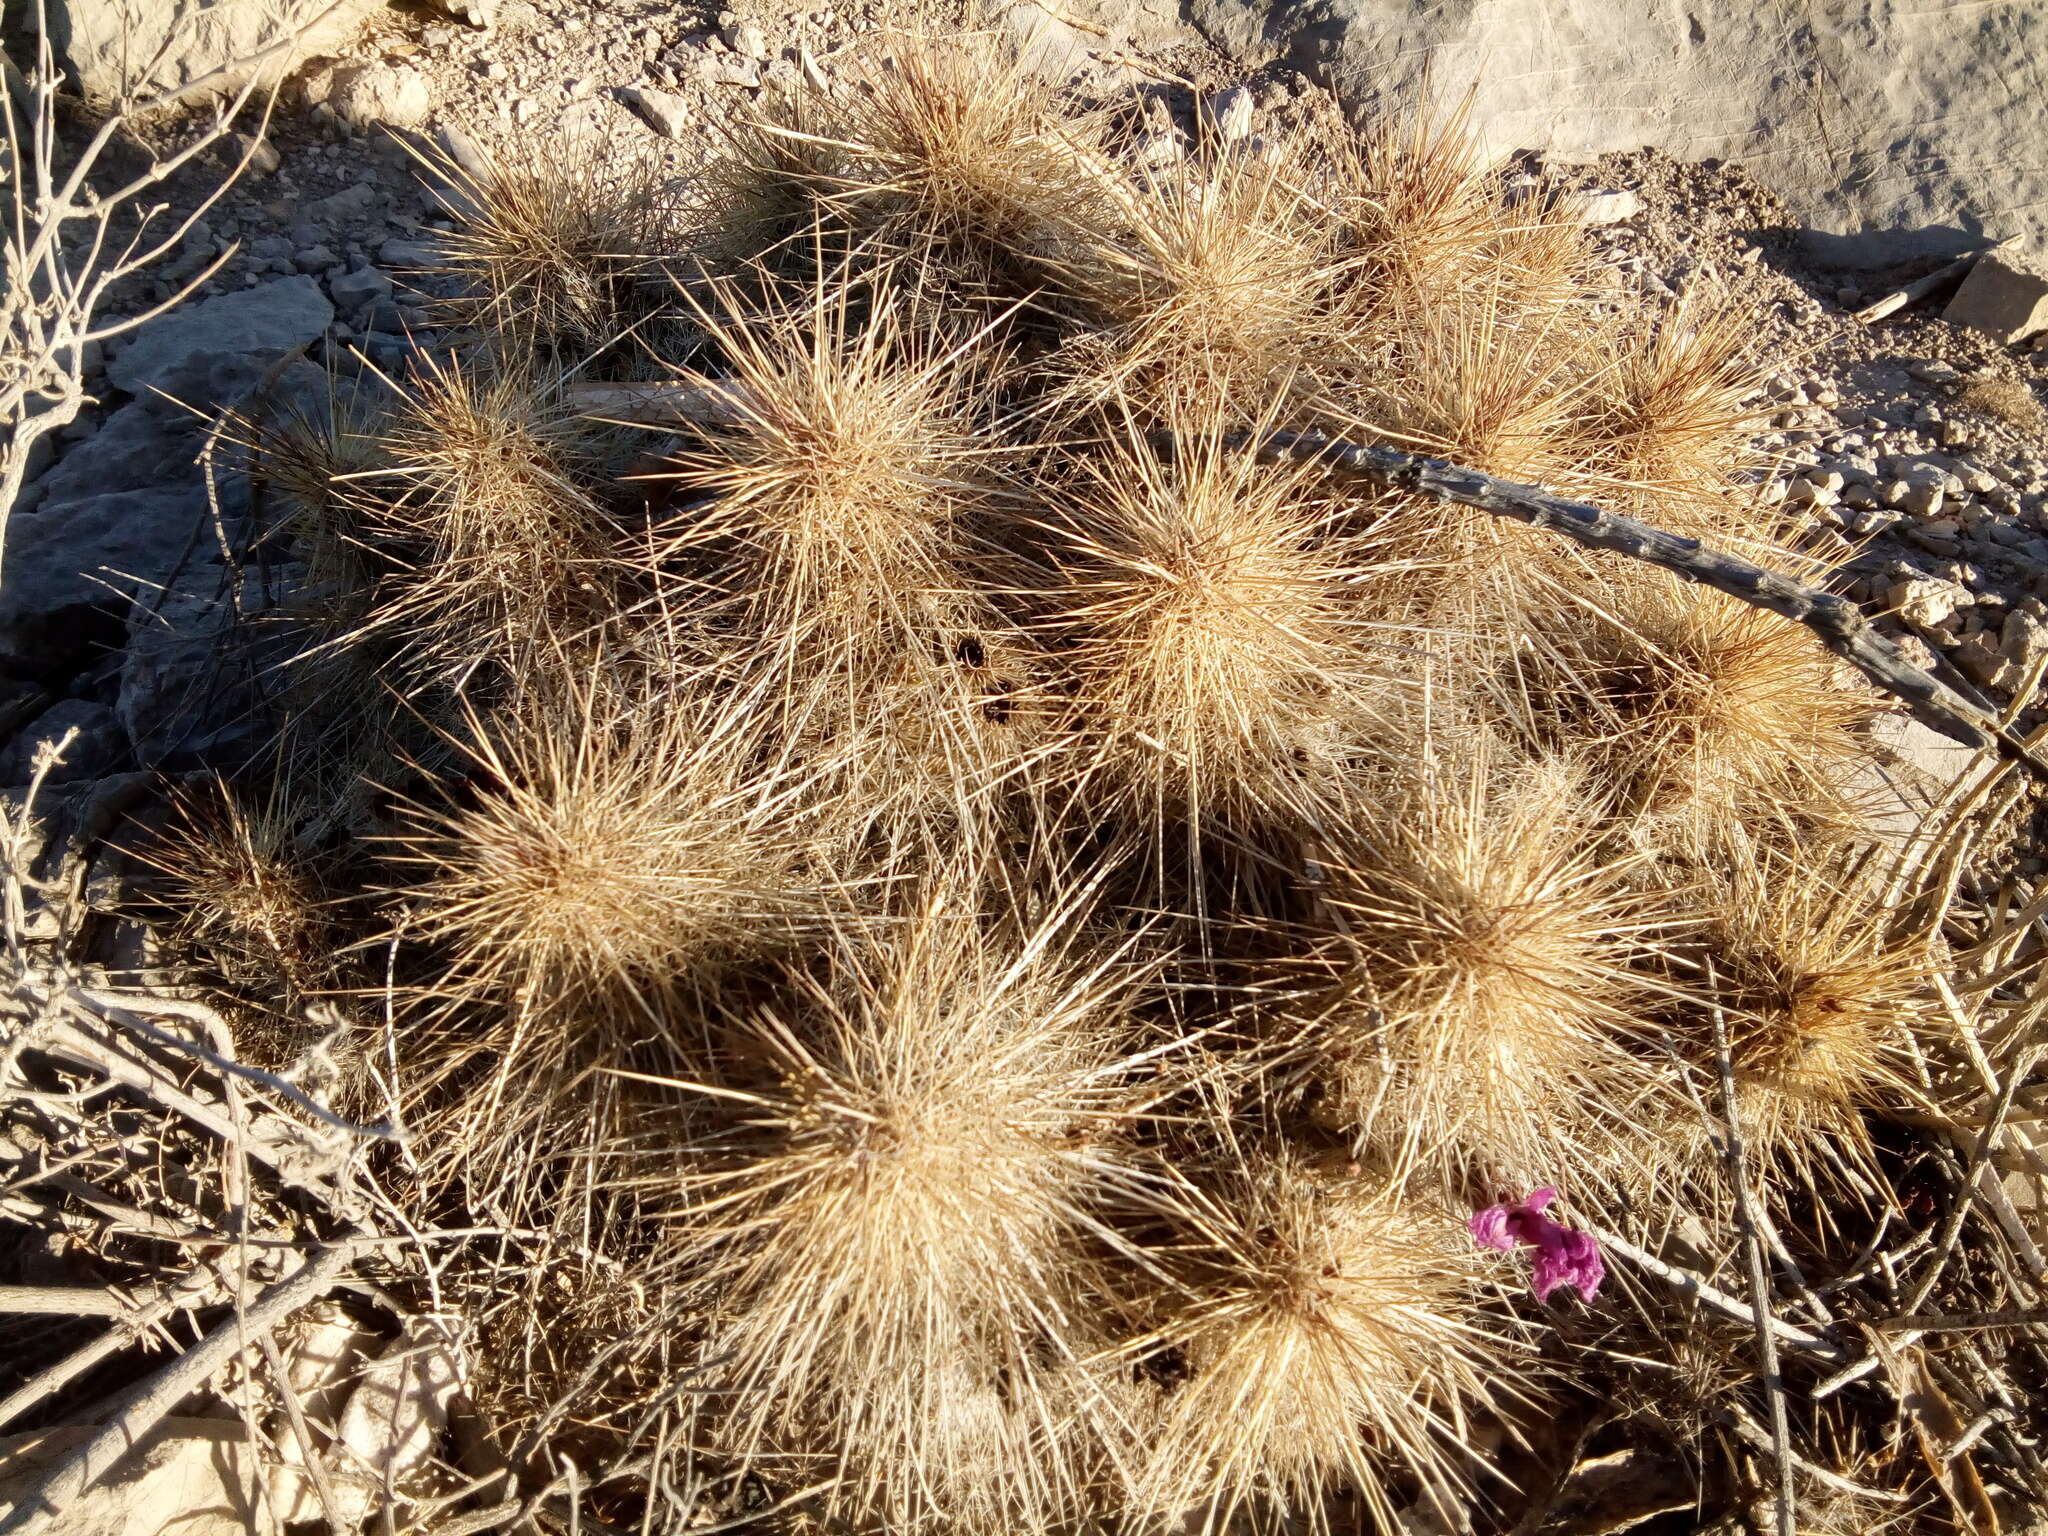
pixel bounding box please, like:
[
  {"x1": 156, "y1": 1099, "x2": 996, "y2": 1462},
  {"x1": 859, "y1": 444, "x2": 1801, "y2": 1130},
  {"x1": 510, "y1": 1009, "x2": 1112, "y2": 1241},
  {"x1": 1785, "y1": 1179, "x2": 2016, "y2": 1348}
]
[{"x1": 170, "y1": 30, "x2": 1983, "y2": 1533}]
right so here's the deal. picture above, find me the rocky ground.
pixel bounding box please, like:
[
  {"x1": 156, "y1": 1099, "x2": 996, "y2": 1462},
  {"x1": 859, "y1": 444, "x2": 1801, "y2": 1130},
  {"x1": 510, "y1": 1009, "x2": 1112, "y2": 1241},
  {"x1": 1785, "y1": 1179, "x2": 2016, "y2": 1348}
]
[{"x1": 7, "y1": 0, "x2": 2048, "y2": 840}]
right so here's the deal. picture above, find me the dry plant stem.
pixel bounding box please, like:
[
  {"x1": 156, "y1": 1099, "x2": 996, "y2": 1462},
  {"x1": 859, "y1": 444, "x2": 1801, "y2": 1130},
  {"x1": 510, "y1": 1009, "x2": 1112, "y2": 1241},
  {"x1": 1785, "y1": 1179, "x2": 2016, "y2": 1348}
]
[
  {"x1": 0, "y1": 1, "x2": 293, "y2": 524},
  {"x1": 1722, "y1": 1409, "x2": 1909, "y2": 1503},
  {"x1": 0, "y1": 1263, "x2": 225, "y2": 1432},
  {"x1": 575, "y1": 385, "x2": 2013, "y2": 759},
  {"x1": 0, "y1": 1226, "x2": 373, "y2": 1536},
  {"x1": 1584, "y1": 1225, "x2": 1847, "y2": 1363},
  {"x1": 69, "y1": 984, "x2": 400, "y2": 1140},
  {"x1": 12, "y1": 1011, "x2": 350, "y2": 1201},
  {"x1": 0, "y1": 1285, "x2": 138, "y2": 1317},
  {"x1": 1710, "y1": 990, "x2": 1796, "y2": 1536},
  {"x1": 1902, "y1": 1046, "x2": 2039, "y2": 1317},
  {"x1": 1877, "y1": 1310, "x2": 2048, "y2": 1333},
  {"x1": 258, "y1": 1332, "x2": 352, "y2": 1536},
  {"x1": 1242, "y1": 429, "x2": 2037, "y2": 765}
]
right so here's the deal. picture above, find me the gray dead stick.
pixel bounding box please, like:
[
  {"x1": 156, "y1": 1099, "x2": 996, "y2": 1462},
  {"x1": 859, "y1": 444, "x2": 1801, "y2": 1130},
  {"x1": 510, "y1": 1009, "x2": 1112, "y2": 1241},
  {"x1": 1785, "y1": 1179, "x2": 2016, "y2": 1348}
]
[
  {"x1": 0, "y1": 1228, "x2": 373, "y2": 1536},
  {"x1": 1243, "y1": 429, "x2": 2048, "y2": 773},
  {"x1": 1853, "y1": 237, "x2": 2019, "y2": 326}
]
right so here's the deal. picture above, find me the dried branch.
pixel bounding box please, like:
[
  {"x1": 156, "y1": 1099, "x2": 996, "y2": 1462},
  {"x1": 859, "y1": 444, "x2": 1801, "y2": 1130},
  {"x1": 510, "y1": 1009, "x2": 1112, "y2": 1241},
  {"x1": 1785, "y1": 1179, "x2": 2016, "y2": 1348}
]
[
  {"x1": 1242, "y1": 429, "x2": 2042, "y2": 769},
  {"x1": 1709, "y1": 982, "x2": 1796, "y2": 1536},
  {"x1": 1853, "y1": 237, "x2": 2018, "y2": 325},
  {"x1": 0, "y1": 1263, "x2": 227, "y2": 1432},
  {"x1": 0, "y1": 0, "x2": 352, "y2": 523},
  {"x1": 0, "y1": 1227, "x2": 373, "y2": 1536},
  {"x1": 0, "y1": 1284, "x2": 139, "y2": 1317},
  {"x1": 1584, "y1": 1225, "x2": 1848, "y2": 1363}
]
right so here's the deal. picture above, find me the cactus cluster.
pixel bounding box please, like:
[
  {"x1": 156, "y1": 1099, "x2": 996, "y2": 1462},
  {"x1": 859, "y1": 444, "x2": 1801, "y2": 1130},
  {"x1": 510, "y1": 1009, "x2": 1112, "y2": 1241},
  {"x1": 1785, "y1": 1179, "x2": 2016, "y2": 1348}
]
[{"x1": 159, "y1": 33, "x2": 1952, "y2": 1533}]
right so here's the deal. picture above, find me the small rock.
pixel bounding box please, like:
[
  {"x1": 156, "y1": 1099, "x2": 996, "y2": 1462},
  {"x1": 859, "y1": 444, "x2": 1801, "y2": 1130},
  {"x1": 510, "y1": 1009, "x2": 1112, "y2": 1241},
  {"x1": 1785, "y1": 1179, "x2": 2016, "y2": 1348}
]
[
  {"x1": 363, "y1": 294, "x2": 423, "y2": 333},
  {"x1": 329, "y1": 62, "x2": 432, "y2": 131},
  {"x1": 1943, "y1": 249, "x2": 2048, "y2": 346},
  {"x1": 2002, "y1": 606, "x2": 2048, "y2": 676},
  {"x1": 0, "y1": 1418, "x2": 279, "y2": 1536},
  {"x1": 0, "y1": 489, "x2": 214, "y2": 658},
  {"x1": 1951, "y1": 630, "x2": 2007, "y2": 688},
  {"x1": 0, "y1": 701, "x2": 127, "y2": 786},
  {"x1": 1784, "y1": 475, "x2": 1838, "y2": 508},
  {"x1": 1205, "y1": 86, "x2": 1254, "y2": 143},
  {"x1": 379, "y1": 236, "x2": 448, "y2": 269},
  {"x1": 707, "y1": 57, "x2": 761, "y2": 87},
  {"x1": 304, "y1": 181, "x2": 379, "y2": 222},
  {"x1": 435, "y1": 124, "x2": 490, "y2": 182},
  {"x1": 1577, "y1": 188, "x2": 1641, "y2": 225},
  {"x1": 107, "y1": 277, "x2": 333, "y2": 398},
  {"x1": 561, "y1": 98, "x2": 608, "y2": 139},
  {"x1": 1844, "y1": 505, "x2": 1902, "y2": 537},
  {"x1": 1002, "y1": 1, "x2": 1095, "y2": 80},
  {"x1": 1910, "y1": 524, "x2": 1962, "y2": 557},
  {"x1": 1898, "y1": 480, "x2": 1946, "y2": 518},
  {"x1": 329, "y1": 266, "x2": 396, "y2": 316},
  {"x1": 1889, "y1": 576, "x2": 1967, "y2": 630},
  {"x1": 232, "y1": 132, "x2": 282, "y2": 176},
  {"x1": 721, "y1": 17, "x2": 770, "y2": 58},
  {"x1": 620, "y1": 84, "x2": 691, "y2": 137},
  {"x1": 1871, "y1": 714, "x2": 1982, "y2": 788},
  {"x1": 294, "y1": 243, "x2": 339, "y2": 272}
]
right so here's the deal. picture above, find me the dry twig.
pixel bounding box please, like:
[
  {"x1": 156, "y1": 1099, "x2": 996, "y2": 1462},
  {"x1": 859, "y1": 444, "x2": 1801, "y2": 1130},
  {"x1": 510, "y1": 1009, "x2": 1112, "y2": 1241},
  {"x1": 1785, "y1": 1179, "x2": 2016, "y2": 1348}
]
[
  {"x1": 1709, "y1": 982, "x2": 1796, "y2": 1536},
  {"x1": 0, "y1": 1226, "x2": 373, "y2": 1536}
]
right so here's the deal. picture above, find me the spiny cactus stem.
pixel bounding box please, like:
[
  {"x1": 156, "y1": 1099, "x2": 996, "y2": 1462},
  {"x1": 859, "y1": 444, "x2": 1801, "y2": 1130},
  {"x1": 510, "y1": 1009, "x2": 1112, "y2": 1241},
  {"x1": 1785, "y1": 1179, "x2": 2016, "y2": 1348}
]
[
  {"x1": 1245, "y1": 428, "x2": 2046, "y2": 775},
  {"x1": 569, "y1": 381, "x2": 2039, "y2": 774}
]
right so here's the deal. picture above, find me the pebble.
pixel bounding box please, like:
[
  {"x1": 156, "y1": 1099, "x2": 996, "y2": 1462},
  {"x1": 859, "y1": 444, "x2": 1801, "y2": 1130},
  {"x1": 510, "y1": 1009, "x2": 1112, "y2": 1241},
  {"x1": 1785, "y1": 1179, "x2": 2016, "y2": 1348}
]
[
  {"x1": 1898, "y1": 481, "x2": 1946, "y2": 517},
  {"x1": 1910, "y1": 525, "x2": 1963, "y2": 557},
  {"x1": 1205, "y1": 86, "x2": 1255, "y2": 142},
  {"x1": 2003, "y1": 605, "x2": 2048, "y2": 673},
  {"x1": 1784, "y1": 475, "x2": 1838, "y2": 508},
  {"x1": 232, "y1": 132, "x2": 282, "y2": 177},
  {"x1": 721, "y1": 16, "x2": 770, "y2": 57},
  {"x1": 1578, "y1": 189, "x2": 1642, "y2": 225},
  {"x1": 1890, "y1": 577, "x2": 1968, "y2": 629},
  {"x1": 329, "y1": 265, "x2": 395, "y2": 316},
  {"x1": 1952, "y1": 631, "x2": 2006, "y2": 687},
  {"x1": 621, "y1": 84, "x2": 692, "y2": 138}
]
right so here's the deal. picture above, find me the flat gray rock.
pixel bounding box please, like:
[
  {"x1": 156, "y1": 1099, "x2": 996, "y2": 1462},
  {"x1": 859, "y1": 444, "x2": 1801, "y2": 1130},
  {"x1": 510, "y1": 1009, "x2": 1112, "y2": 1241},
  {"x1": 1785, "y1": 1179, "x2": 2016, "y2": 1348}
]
[
  {"x1": 621, "y1": 85, "x2": 692, "y2": 138},
  {"x1": 1187, "y1": 0, "x2": 2048, "y2": 268},
  {"x1": 108, "y1": 277, "x2": 332, "y2": 401},
  {"x1": 118, "y1": 575, "x2": 281, "y2": 768},
  {"x1": 0, "y1": 487, "x2": 215, "y2": 655}
]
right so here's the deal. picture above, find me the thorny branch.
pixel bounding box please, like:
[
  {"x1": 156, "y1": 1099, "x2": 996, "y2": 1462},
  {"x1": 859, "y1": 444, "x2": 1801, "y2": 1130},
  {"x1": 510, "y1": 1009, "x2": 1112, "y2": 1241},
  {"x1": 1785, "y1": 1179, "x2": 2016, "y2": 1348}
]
[
  {"x1": 571, "y1": 381, "x2": 2032, "y2": 770},
  {"x1": 1243, "y1": 429, "x2": 2043, "y2": 770}
]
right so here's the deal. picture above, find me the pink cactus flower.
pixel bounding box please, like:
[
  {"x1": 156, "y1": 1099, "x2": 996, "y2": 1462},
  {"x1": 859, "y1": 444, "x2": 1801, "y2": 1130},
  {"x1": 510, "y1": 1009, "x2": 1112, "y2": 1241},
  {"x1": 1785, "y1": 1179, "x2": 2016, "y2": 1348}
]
[{"x1": 1469, "y1": 1187, "x2": 1604, "y2": 1303}]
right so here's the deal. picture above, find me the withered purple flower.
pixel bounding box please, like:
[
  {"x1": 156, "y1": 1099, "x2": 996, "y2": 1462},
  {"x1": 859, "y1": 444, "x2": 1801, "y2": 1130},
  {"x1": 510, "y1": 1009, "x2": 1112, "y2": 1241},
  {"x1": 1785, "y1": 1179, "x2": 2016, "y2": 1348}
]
[{"x1": 1469, "y1": 1187, "x2": 1604, "y2": 1302}]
